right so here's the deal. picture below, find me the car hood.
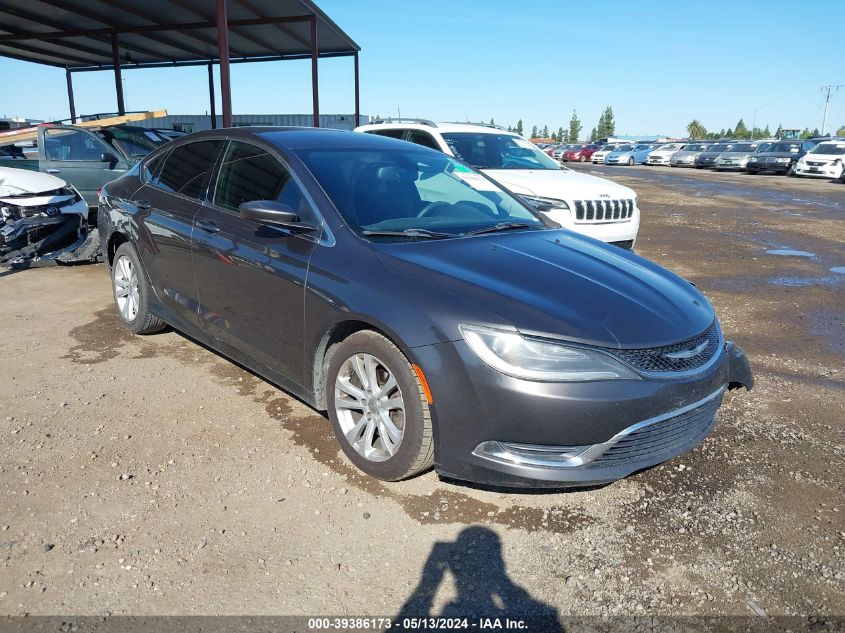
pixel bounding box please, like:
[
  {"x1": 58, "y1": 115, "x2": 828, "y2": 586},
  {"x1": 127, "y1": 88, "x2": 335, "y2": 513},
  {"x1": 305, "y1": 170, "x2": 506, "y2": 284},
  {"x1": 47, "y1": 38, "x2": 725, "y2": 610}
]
[
  {"x1": 0, "y1": 167, "x2": 68, "y2": 198},
  {"x1": 718, "y1": 151, "x2": 753, "y2": 158},
  {"x1": 606, "y1": 151, "x2": 632, "y2": 158},
  {"x1": 673, "y1": 151, "x2": 699, "y2": 157},
  {"x1": 374, "y1": 230, "x2": 714, "y2": 349},
  {"x1": 481, "y1": 168, "x2": 636, "y2": 200}
]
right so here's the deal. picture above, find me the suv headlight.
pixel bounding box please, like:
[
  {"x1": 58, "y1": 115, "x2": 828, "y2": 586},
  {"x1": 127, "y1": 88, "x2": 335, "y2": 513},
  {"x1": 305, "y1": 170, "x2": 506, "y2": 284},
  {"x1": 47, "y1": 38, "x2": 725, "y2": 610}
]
[
  {"x1": 459, "y1": 325, "x2": 640, "y2": 382},
  {"x1": 521, "y1": 196, "x2": 570, "y2": 211}
]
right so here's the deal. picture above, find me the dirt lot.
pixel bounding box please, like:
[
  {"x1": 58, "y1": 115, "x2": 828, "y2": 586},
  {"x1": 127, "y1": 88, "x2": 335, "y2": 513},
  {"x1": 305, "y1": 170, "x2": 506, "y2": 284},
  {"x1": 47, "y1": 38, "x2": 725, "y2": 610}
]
[{"x1": 0, "y1": 166, "x2": 843, "y2": 625}]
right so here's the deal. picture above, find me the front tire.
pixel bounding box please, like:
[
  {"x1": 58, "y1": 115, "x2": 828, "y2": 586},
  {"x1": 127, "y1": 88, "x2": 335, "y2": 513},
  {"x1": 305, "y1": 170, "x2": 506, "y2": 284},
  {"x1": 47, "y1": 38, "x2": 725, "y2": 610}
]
[
  {"x1": 111, "y1": 243, "x2": 165, "y2": 334},
  {"x1": 326, "y1": 331, "x2": 434, "y2": 481},
  {"x1": 627, "y1": 157, "x2": 634, "y2": 166},
  {"x1": 579, "y1": 155, "x2": 587, "y2": 162}
]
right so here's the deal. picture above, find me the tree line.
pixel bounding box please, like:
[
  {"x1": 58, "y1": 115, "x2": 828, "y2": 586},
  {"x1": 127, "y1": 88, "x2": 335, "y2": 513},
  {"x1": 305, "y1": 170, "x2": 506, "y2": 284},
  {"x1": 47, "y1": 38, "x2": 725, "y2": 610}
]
[
  {"x1": 505, "y1": 107, "x2": 616, "y2": 143},
  {"x1": 686, "y1": 118, "x2": 845, "y2": 141}
]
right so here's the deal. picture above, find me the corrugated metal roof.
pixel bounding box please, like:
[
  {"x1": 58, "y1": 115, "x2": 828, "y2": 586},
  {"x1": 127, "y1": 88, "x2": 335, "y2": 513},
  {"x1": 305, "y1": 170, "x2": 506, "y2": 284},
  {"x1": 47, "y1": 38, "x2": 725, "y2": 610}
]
[{"x1": 0, "y1": 0, "x2": 359, "y2": 69}]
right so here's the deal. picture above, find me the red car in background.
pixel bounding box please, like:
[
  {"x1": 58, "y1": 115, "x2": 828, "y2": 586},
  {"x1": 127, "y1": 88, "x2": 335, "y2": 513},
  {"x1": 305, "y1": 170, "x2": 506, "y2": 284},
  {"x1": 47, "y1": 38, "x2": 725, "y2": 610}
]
[{"x1": 562, "y1": 144, "x2": 601, "y2": 162}]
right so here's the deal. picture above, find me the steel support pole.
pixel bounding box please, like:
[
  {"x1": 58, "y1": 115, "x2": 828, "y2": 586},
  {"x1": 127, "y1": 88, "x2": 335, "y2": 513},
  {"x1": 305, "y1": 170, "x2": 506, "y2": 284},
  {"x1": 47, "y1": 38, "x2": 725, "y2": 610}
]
[
  {"x1": 111, "y1": 33, "x2": 125, "y2": 115},
  {"x1": 65, "y1": 68, "x2": 77, "y2": 123},
  {"x1": 216, "y1": 0, "x2": 233, "y2": 127},
  {"x1": 208, "y1": 61, "x2": 217, "y2": 129},
  {"x1": 310, "y1": 16, "x2": 319, "y2": 127},
  {"x1": 353, "y1": 51, "x2": 360, "y2": 128}
]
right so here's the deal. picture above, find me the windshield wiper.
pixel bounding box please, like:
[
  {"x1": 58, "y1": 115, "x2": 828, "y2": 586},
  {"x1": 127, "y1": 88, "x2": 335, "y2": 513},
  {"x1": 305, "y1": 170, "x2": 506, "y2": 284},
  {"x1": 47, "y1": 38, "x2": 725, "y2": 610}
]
[
  {"x1": 361, "y1": 228, "x2": 453, "y2": 240},
  {"x1": 462, "y1": 222, "x2": 536, "y2": 236}
]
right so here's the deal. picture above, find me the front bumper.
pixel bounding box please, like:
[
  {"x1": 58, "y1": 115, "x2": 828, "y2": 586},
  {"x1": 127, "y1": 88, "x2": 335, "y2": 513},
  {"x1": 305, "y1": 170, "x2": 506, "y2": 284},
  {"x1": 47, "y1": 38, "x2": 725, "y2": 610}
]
[
  {"x1": 795, "y1": 163, "x2": 843, "y2": 178},
  {"x1": 713, "y1": 160, "x2": 747, "y2": 170},
  {"x1": 414, "y1": 339, "x2": 752, "y2": 488},
  {"x1": 748, "y1": 161, "x2": 791, "y2": 173},
  {"x1": 670, "y1": 159, "x2": 696, "y2": 167},
  {"x1": 646, "y1": 156, "x2": 670, "y2": 165}
]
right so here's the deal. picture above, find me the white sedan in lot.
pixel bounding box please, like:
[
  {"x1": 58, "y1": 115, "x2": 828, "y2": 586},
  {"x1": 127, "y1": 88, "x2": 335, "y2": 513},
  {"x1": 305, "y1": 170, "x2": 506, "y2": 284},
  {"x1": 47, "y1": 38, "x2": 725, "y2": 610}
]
[
  {"x1": 794, "y1": 141, "x2": 845, "y2": 179},
  {"x1": 646, "y1": 143, "x2": 685, "y2": 165}
]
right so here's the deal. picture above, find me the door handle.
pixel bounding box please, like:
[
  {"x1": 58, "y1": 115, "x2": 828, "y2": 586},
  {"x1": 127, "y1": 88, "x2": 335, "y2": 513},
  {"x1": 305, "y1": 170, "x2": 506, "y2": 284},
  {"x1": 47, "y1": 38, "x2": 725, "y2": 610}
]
[
  {"x1": 196, "y1": 220, "x2": 220, "y2": 234},
  {"x1": 132, "y1": 199, "x2": 152, "y2": 210},
  {"x1": 46, "y1": 168, "x2": 61, "y2": 174}
]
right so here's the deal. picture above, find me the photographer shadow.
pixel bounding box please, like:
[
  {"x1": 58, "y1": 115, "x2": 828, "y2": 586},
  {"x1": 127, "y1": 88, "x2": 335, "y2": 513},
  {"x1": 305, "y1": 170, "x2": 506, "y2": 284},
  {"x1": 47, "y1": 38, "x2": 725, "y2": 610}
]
[{"x1": 395, "y1": 526, "x2": 563, "y2": 631}]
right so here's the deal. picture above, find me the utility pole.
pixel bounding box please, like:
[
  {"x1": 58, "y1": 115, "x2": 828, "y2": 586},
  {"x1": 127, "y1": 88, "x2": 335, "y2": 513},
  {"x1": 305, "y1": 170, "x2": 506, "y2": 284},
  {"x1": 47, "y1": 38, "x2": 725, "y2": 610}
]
[{"x1": 821, "y1": 84, "x2": 843, "y2": 135}]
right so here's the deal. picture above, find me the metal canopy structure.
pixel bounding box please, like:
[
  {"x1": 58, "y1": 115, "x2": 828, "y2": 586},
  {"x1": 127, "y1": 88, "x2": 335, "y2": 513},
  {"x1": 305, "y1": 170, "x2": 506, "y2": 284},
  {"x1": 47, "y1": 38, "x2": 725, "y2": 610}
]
[{"x1": 0, "y1": 0, "x2": 361, "y2": 128}]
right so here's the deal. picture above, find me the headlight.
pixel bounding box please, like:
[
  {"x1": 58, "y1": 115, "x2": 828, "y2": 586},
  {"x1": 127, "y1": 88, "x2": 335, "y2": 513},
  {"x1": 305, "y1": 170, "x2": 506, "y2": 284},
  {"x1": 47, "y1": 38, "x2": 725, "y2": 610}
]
[
  {"x1": 748, "y1": 157, "x2": 758, "y2": 162},
  {"x1": 459, "y1": 324, "x2": 640, "y2": 382},
  {"x1": 521, "y1": 196, "x2": 570, "y2": 211},
  {"x1": 776, "y1": 157, "x2": 790, "y2": 163}
]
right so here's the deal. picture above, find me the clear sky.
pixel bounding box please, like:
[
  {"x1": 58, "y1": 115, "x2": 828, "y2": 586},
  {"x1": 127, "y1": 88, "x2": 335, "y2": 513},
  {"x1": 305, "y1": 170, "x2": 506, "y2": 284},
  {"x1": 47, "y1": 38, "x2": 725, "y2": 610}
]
[{"x1": 1, "y1": 0, "x2": 843, "y2": 137}]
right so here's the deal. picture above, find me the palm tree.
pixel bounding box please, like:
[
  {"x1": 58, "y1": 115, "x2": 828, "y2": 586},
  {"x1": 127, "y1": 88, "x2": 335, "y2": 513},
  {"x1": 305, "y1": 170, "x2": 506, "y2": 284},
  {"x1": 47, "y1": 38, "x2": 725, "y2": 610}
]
[{"x1": 686, "y1": 120, "x2": 707, "y2": 140}]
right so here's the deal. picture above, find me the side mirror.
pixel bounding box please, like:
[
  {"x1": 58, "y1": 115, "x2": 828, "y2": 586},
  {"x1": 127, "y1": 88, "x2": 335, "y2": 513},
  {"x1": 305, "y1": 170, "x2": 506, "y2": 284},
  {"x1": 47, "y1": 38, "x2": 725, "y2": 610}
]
[
  {"x1": 101, "y1": 152, "x2": 118, "y2": 164},
  {"x1": 239, "y1": 200, "x2": 316, "y2": 231}
]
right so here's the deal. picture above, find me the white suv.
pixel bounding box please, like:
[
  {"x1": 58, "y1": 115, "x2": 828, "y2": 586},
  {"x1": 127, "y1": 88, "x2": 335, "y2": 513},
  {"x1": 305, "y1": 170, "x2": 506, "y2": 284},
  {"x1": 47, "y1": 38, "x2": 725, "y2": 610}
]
[{"x1": 354, "y1": 120, "x2": 640, "y2": 249}]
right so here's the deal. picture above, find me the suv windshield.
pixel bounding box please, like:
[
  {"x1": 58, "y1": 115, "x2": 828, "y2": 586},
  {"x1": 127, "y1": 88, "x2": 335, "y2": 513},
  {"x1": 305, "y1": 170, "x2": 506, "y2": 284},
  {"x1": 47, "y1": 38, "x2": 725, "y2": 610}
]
[
  {"x1": 297, "y1": 147, "x2": 546, "y2": 238},
  {"x1": 440, "y1": 133, "x2": 561, "y2": 170},
  {"x1": 810, "y1": 143, "x2": 845, "y2": 155}
]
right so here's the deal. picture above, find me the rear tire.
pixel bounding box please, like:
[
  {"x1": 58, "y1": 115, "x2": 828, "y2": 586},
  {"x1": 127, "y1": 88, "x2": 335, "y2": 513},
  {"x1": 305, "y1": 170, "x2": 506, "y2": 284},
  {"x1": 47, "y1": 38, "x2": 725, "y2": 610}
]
[
  {"x1": 326, "y1": 331, "x2": 434, "y2": 481},
  {"x1": 111, "y1": 243, "x2": 166, "y2": 335}
]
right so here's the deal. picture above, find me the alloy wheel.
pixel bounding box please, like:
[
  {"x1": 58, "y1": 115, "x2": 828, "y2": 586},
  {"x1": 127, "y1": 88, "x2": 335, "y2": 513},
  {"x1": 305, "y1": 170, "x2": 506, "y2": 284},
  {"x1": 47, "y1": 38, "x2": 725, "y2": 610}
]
[
  {"x1": 334, "y1": 353, "x2": 405, "y2": 462},
  {"x1": 114, "y1": 255, "x2": 140, "y2": 322}
]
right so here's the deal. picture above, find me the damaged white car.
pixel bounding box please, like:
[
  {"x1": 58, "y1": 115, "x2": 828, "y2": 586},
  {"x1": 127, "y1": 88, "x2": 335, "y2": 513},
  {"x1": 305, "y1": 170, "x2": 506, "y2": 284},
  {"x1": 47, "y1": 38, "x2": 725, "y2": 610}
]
[{"x1": 0, "y1": 167, "x2": 100, "y2": 269}]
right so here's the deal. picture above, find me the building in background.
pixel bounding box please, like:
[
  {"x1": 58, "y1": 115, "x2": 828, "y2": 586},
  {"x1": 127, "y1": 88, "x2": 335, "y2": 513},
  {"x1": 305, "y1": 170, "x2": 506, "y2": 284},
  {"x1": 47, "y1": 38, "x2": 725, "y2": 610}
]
[{"x1": 132, "y1": 113, "x2": 369, "y2": 134}]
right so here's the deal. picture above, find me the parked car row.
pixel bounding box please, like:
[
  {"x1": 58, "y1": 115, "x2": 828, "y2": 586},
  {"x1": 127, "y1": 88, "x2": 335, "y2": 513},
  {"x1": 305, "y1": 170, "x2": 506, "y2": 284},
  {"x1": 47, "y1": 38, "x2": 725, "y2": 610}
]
[{"x1": 581, "y1": 137, "x2": 844, "y2": 181}]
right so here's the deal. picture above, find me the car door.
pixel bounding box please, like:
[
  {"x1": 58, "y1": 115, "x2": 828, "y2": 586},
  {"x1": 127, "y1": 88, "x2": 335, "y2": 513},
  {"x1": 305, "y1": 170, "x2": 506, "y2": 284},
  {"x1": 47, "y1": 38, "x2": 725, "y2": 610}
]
[
  {"x1": 132, "y1": 139, "x2": 225, "y2": 330},
  {"x1": 39, "y1": 126, "x2": 129, "y2": 205},
  {"x1": 191, "y1": 140, "x2": 320, "y2": 385}
]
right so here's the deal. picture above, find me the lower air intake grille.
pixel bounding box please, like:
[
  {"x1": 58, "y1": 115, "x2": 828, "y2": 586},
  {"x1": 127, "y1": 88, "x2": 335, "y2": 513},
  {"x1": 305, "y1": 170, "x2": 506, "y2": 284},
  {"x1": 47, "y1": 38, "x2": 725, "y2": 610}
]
[{"x1": 592, "y1": 391, "x2": 722, "y2": 465}]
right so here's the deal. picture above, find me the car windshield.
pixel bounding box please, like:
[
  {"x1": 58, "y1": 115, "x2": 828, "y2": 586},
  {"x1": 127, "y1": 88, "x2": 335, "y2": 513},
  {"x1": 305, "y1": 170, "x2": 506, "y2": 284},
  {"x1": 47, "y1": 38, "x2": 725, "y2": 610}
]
[
  {"x1": 767, "y1": 142, "x2": 801, "y2": 153},
  {"x1": 616, "y1": 145, "x2": 634, "y2": 151},
  {"x1": 296, "y1": 147, "x2": 546, "y2": 239},
  {"x1": 661, "y1": 145, "x2": 681, "y2": 151},
  {"x1": 810, "y1": 143, "x2": 845, "y2": 155},
  {"x1": 634, "y1": 145, "x2": 651, "y2": 150},
  {"x1": 707, "y1": 144, "x2": 730, "y2": 152},
  {"x1": 99, "y1": 127, "x2": 168, "y2": 157},
  {"x1": 729, "y1": 143, "x2": 754, "y2": 152},
  {"x1": 440, "y1": 132, "x2": 562, "y2": 170},
  {"x1": 684, "y1": 144, "x2": 707, "y2": 151}
]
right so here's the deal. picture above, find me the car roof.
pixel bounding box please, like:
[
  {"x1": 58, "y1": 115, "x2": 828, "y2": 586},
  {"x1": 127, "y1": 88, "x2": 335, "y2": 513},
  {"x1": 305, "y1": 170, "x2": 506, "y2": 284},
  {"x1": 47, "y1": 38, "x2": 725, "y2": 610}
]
[
  {"x1": 169, "y1": 126, "x2": 423, "y2": 152},
  {"x1": 355, "y1": 121, "x2": 521, "y2": 136}
]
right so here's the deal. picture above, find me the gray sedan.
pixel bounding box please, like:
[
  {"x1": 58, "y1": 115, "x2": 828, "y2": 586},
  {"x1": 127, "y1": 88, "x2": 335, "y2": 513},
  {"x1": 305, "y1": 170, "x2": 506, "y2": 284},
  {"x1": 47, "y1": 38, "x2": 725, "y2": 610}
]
[
  {"x1": 712, "y1": 142, "x2": 768, "y2": 171},
  {"x1": 670, "y1": 143, "x2": 711, "y2": 167}
]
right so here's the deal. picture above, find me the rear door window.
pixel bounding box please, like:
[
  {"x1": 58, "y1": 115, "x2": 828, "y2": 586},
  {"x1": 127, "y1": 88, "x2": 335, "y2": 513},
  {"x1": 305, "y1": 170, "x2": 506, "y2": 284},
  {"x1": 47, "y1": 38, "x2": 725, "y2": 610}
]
[
  {"x1": 368, "y1": 129, "x2": 406, "y2": 139},
  {"x1": 406, "y1": 130, "x2": 441, "y2": 150},
  {"x1": 154, "y1": 140, "x2": 224, "y2": 199}
]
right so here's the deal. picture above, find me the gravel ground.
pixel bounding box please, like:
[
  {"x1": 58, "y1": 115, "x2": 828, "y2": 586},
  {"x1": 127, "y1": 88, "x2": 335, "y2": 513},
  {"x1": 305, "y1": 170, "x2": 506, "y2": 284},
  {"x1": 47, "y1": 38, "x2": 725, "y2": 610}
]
[{"x1": 0, "y1": 166, "x2": 843, "y2": 625}]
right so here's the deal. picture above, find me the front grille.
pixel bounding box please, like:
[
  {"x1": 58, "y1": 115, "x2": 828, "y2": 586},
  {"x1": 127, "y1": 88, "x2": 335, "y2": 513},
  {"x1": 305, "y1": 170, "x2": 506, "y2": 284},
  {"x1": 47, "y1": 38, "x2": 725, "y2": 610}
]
[
  {"x1": 592, "y1": 391, "x2": 722, "y2": 465},
  {"x1": 610, "y1": 323, "x2": 721, "y2": 374},
  {"x1": 808, "y1": 160, "x2": 825, "y2": 167},
  {"x1": 574, "y1": 199, "x2": 634, "y2": 222}
]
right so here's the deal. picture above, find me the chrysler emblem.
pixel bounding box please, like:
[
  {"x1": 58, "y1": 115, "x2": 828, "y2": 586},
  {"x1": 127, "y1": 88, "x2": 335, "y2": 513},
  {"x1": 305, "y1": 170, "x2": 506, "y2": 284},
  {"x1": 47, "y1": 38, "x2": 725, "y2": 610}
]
[{"x1": 664, "y1": 340, "x2": 709, "y2": 360}]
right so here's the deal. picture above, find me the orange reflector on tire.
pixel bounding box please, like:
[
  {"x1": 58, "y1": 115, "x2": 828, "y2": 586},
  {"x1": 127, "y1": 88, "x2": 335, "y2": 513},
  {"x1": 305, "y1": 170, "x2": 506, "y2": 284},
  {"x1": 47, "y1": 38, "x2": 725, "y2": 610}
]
[{"x1": 411, "y1": 363, "x2": 433, "y2": 405}]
